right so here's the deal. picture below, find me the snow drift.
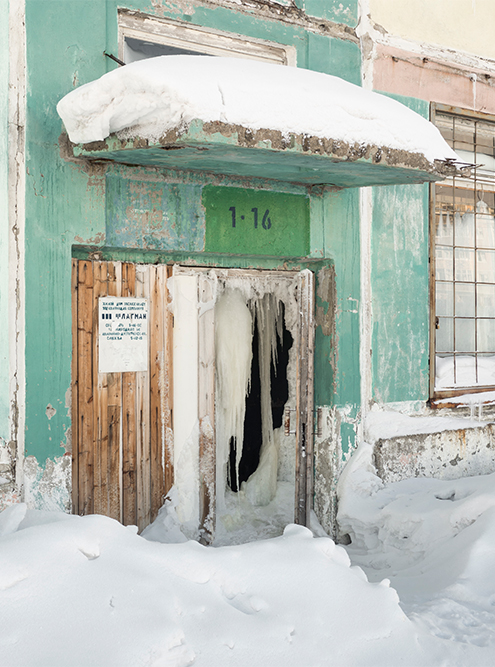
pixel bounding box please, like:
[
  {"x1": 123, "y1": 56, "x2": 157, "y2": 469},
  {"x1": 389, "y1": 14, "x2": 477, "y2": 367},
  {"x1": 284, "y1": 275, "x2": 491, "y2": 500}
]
[
  {"x1": 0, "y1": 506, "x2": 424, "y2": 667},
  {"x1": 57, "y1": 55, "x2": 457, "y2": 164},
  {"x1": 5, "y1": 449, "x2": 495, "y2": 664}
]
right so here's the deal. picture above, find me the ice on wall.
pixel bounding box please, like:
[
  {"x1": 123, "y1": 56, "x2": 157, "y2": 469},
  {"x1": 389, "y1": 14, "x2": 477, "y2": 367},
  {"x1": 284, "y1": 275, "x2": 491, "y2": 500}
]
[{"x1": 57, "y1": 55, "x2": 457, "y2": 163}]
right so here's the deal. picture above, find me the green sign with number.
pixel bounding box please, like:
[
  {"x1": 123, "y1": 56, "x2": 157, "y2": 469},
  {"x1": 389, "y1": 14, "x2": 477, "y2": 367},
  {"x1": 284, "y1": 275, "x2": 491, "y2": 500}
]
[{"x1": 203, "y1": 186, "x2": 310, "y2": 257}]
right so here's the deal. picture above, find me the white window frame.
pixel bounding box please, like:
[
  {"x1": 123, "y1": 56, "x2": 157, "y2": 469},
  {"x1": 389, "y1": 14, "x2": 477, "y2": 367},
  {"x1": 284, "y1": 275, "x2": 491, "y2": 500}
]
[{"x1": 118, "y1": 9, "x2": 297, "y2": 66}]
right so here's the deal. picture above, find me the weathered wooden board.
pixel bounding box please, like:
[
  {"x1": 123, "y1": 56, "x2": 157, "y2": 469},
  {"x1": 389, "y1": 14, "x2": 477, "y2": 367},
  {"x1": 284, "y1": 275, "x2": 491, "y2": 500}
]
[
  {"x1": 77, "y1": 260, "x2": 94, "y2": 517},
  {"x1": 295, "y1": 269, "x2": 315, "y2": 526},
  {"x1": 198, "y1": 273, "x2": 216, "y2": 543},
  {"x1": 72, "y1": 260, "x2": 173, "y2": 531}
]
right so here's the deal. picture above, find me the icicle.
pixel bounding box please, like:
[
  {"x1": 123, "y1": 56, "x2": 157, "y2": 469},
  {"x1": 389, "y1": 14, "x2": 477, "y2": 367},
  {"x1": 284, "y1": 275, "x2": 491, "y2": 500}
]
[
  {"x1": 243, "y1": 293, "x2": 282, "y2": 507},
  {"x1": 214, "y1": 289, "x2": 253, "y2": 511}
]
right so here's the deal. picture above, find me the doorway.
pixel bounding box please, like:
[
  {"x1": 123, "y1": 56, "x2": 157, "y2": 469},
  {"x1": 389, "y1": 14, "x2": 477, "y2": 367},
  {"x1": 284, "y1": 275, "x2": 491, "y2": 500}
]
[
  {"x1": 72, "y1": 261, "x2": 314, "y2": 540},
  {"x1": 171, "y1": 267, "x2": 315, "y2": 544}
]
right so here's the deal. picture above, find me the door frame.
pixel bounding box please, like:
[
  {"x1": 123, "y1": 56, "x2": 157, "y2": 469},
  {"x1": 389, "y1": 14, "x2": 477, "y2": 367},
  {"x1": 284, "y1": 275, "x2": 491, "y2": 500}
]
[{"x1": 172, "y1": 265, "x2": 315, "y2": 542}]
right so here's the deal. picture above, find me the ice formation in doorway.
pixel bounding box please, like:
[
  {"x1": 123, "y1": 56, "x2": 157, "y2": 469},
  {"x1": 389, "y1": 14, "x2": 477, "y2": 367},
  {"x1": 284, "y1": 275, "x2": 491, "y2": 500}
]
[
  {"x1": 215, "y1": 289, "x2": 253, "y2": 509},
  {"x1": 214, "y1": 286, "x2": 292, "y2": 513}
]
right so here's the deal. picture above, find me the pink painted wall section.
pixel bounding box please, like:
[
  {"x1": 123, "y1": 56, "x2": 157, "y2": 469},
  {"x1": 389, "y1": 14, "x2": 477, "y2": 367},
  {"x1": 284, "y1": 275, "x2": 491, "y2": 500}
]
[{"x1": 374, "y1": 44, "x2": 495, "y2": 115}]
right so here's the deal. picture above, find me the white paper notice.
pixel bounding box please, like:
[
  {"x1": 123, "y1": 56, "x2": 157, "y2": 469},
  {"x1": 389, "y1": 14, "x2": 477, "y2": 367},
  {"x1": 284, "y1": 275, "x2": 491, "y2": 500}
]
[{"x1": 98, "y1": 297, "x2": 148, "y2": 373}]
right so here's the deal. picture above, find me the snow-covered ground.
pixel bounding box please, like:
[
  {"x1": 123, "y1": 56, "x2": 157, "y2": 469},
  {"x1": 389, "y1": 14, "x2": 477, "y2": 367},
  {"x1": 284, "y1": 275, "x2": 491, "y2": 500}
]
[{"x1": 3, "y1": 448, "x2": 495, "y2": 666}]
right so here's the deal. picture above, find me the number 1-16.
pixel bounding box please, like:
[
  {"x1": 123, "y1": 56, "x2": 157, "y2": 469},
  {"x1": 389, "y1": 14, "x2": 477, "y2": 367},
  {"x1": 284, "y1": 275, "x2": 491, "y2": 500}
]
[{"x1": 229, "y1": 206, "x2": 272, "y2": 230}]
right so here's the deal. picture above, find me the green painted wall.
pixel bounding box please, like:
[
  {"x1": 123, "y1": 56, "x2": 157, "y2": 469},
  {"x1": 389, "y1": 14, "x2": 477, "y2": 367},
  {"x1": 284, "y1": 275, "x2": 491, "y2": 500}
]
[
  {"x1": 204, "y1": 186, "x2": 310, "y2": 257},
  {"x1": 321, "y1": 189, "x2": 360, "y2": 454},
  {"x1": 304, "y1": 0, "x2": 358, "y2": 25},
  {"x1": 23, "y1": 0, "x2": 362, "y2": 485},
  {"x1": 24, "y1": 0, "x2": 108, "y2": 461},
  {"x1": 0, "y1": 0, "x2": 10, "y2": 439},
  {"x1": 371, "y1": 94, "x2": 430, "y2": 403},
  {"x1": 115, "y1": 0, "x2": 361, "y2": 82}
]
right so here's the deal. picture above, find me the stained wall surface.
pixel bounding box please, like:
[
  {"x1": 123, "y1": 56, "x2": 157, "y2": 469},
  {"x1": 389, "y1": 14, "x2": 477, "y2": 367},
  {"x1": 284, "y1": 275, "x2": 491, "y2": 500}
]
[
  {"x1": 0, "y1": 1, "x2": 9, "y2": 443},
  {"x1": 20, "y1": 0, "x2": 361, "y2": 513},
  {"x1": 370, "y1": 96, "x2": 430, "y2": 404}
]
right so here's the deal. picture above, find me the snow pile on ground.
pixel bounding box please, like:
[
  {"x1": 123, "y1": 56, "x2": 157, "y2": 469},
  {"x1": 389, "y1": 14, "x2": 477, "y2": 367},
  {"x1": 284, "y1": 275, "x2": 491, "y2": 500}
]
[
  {"x1": 5, "y1": 448, "x2": 495, "y2": 665},
  {"x1": 338, "y1": 443, "x2": 495, "y2": 661},
  {"x1": 0, "y1": 502, "x2": 429, "y2": 667},
  {"x1": 57, "y1": 55, "x2": 457, "y2": 163}
]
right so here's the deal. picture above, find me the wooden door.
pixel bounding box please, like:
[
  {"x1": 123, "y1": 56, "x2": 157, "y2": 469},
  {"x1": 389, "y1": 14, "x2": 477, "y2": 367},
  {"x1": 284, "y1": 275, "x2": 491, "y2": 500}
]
[{"x1": 71, "y1": 260, "x2": 173, "y2": 531}]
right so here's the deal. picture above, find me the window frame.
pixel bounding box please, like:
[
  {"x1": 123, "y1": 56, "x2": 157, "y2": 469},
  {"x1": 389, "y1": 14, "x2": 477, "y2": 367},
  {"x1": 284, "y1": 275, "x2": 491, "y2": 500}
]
[
  {"x1": 430, "y1": 103, "x2": 495, "y2": 401},
  {"x1": 118, "y1": 8, "x2": 297, "y2": 66}
]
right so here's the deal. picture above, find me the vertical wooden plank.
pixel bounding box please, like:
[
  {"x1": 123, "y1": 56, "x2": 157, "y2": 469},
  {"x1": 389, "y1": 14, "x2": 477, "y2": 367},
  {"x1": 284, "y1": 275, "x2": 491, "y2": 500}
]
[
  {"x1": 77, "y1": 260, "x2": 95, "y2": 516},
  {"x1": 149, "y1": 265, "x2": 166, "y2": 522},
  {"x1": 99, "y1": 264, "x2": 112, "y2": 518},
  {"x1": 71, "y1": 260, "x2": 79, "y2": 515},
  {"x1": 198, "y1": 273, "x2": 216, "y2": 543},
  {"x1": 107, "y1": 262, "x2": 122, "y2": 522},
  {"x1": 92, "y1": 261, "x2": 108, "y2": 518},
  {"x1": 164, "y1": 264, "x2": 174, "y2": 497},
  {"x1": 121, "y1": 262, "x2": 138, "y2": 526},
  {"x1": 304, "y1": 271, "x2": 315, "y2": 526},
  {"x1": 135, "y1": 265, "x2": 151, "y2": 531},
  {"x1": 294, "y1": 269, "x2": 315, "y2": 526}
]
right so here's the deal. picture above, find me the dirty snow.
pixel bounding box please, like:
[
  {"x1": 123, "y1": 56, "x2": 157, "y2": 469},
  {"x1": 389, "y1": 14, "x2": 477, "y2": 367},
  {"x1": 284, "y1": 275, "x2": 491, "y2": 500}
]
[
  {"x1": 5, "y1": 449, "x2": 495, "y2": 664},
  {"x1": 57, "y1": 55, "x2": 457, "y2": 163}
]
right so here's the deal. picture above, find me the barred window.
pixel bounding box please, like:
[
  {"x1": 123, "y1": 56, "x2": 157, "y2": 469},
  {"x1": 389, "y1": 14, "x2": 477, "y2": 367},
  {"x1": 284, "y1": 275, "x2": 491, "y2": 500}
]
[{"x1": 432, "y1": 107, "x2": 495, "y2": 396}]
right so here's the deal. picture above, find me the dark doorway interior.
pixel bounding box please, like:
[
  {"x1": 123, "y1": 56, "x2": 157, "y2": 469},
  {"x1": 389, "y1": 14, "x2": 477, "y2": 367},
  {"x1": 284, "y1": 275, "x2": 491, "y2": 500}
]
[{"x1": 228, "y1": 303, "x2": 293, "y2": 492}]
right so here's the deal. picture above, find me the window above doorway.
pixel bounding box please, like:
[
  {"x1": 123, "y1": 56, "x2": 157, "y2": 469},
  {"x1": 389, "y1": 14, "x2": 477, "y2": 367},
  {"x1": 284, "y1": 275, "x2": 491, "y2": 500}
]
[
  {"x1": 431, "y1": 105, "x2": 495, "y2": 399},
  {"x1": 118, "y1": 9, "x2": 297, "y2": 66}
]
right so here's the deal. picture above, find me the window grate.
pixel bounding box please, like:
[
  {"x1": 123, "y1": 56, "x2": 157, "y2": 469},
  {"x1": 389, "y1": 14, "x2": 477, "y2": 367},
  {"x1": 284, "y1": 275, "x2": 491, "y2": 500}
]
[{"x1": 433, "y1": 110, "x2": 495, "y2": 392}]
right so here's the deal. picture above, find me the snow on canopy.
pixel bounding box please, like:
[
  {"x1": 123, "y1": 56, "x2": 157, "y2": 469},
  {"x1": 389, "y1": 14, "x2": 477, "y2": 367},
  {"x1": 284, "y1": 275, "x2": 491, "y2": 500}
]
[{"x1": 57, "y1": 55, "x2": 457, "y2": 164}]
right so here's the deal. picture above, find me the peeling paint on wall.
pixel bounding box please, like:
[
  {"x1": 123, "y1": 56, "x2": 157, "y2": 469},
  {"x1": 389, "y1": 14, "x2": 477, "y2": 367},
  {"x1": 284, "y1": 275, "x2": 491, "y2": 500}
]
[
  {"x1": 45, "y1": 404, "x2": 56, "y2": 420},
  {"x1": 374, "y1": 424, "x2": 495, "y2": 483},
  {"x1": 0, "y1": 438, "x2": 17, "y2": 487},
  {"x1": 313, "y1": 404, "x2": 360, "y2": 537},
  {"x1": 23, "y1": 455, "x2": 71, "y2": 513},
  {"x1": 0, "y1": 437, "x2": 21, "y2": 512}
]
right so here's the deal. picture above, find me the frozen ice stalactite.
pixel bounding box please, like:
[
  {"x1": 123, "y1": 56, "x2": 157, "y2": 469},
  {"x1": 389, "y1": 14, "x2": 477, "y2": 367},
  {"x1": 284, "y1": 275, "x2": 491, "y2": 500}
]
[
  {"x1": 243, "y1": 294, "x2": 283, "y2": 507},
  {"x1": 215, "y1": 289, "x2": 253, "y2": 512},
  {"x1": 215, "y1": 287, "x2": 289, "y2": 514}
]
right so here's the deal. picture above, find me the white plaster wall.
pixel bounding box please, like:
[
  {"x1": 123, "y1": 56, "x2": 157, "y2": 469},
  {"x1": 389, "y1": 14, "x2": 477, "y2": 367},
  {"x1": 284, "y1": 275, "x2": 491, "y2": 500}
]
[
  {"x1": 0, "y1": 0, "x2": 26, "y2": 510},
  {"x1": 370, "y1": 0, "x2": 495, "y2": 61},
  {"x1": 172, "y1": 274, "x2": 200, "y2": 529},
  {"x1": 23, "y1": 455, "x2": 71, "y2": 512}
]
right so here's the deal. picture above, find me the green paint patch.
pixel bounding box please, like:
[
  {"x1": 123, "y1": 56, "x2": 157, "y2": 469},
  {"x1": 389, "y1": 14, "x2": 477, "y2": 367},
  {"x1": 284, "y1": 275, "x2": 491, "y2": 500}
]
[{"x1": 203, "y1": 186, "x2": 309, "y2": 257}]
